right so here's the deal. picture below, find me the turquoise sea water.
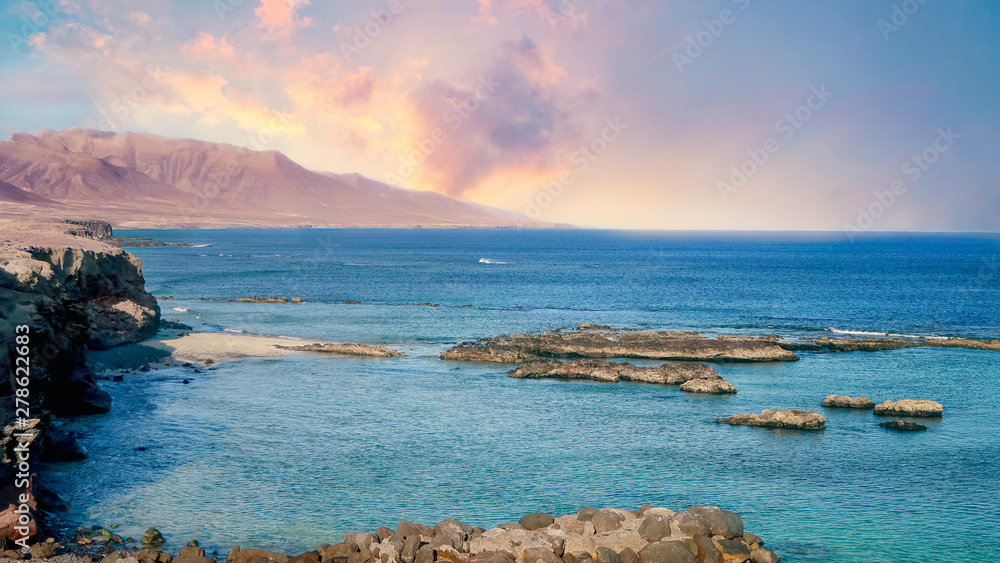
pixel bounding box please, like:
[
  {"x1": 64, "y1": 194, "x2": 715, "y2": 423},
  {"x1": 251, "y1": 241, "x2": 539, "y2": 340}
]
[{"x1": 44, "y1": 230, "x2": 1000, "y2": 563}]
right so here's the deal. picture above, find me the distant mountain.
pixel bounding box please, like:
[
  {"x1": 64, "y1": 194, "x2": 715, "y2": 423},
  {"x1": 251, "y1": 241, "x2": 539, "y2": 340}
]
[{"x1": 0, "y1": 128, "x2": 559, "y2": 228}]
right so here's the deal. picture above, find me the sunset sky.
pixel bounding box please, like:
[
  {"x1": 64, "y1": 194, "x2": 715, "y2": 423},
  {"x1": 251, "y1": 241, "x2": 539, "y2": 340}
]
[{"x1": 1, "y1": 0, "x2": 998, "y2": 231}]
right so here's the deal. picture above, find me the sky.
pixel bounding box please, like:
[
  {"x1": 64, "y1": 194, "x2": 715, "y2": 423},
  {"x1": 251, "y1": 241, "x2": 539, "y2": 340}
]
[{"x1": 0, "y1": 0, "x2": 998, "y2": 231}]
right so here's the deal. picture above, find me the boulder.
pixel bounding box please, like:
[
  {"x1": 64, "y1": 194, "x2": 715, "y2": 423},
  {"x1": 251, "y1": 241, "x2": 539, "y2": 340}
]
[
  {"x1": 522, "y1": 548, "x2": 564, "y2": 563},
  {"x1": 591, "y1": 512, "x2": 622, "y2": 534},
  {"x1": 690, "y1": 536, "x2": 721, "y2": 563},
  {"x1": 879, "y1": 420, "x2": 928, "y2": 431},
  {"x1": 679, "y1": 378, "x2": 737, "y2": 395},
  {"x1": 436, "y1": 546, "x2": 470, "y2": 563},
  {"x1": 174, "y1": 547, "x2": 216, "y2": 563},
  {"x1": 748, "y1": 548, "x2": 778, "y2": 563},
  {"x1": 670, "y1": 514, "x2": 710, "y2": 539},
  {"x1": 577, "y1": 509, "x2": 599, "y2": 522},
  {"x1": 713, "y1": 539, "x2": 749, "y2": 563},
  {"x1": 141, "y1": 529, "x2": 165, "y2": 547},
  {"x1": 594, "y1": 547, "x2": 619, "y2": 563},
  {"x1": 520, "y1": 514, "x2": 555, "y2": 531},
  {"x1": 637, "y1": 541, "x2": 696, "y2": 563},
  {"x1": 821, "y1": 395, "x2": 874, "y2": 409},
  {"x1": 398, "y1": 522, "x2": 434, "y2": 539},
  {"x1": 715, "y1": 410, "x2": 825, "y2": 430},
  {"x1": 638, "y1": 517, "x2": 672, "y2": 542},
  {"x1": 400, "y1": 537, "x2": 420, "y2": 563},
  {"x1": 618, "y1": 548, "x2": 639, "y2": 563},
  {"x1": 873, "y1": 400, "x2": 943, "y2": 418},
  {"x1": 229, "y1": 550, "x2": 289, "y2": 563},
  {"x1": 470, "y1": 552, "x2": 515, "y2": 563},
  {"x1": 436, "y1": 519, "x2": 474, "y2": 538},
  {"x1": 30, "y1": 542, "x2": 57, "y2": 559},
  {"x1": 678, "y1": 508, "x2": 742, "y2": 539}
]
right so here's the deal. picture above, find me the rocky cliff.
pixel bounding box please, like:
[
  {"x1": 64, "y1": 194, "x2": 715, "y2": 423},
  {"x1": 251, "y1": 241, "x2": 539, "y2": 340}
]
[{"x1": 0, "y1": 219, "x2": 160, "y2": 544}]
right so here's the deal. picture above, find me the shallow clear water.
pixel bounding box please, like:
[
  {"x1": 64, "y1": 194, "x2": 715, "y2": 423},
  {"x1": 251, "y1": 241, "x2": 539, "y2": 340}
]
[{"x1": 44, "y1": 230, "x2": 1000, "y2": 563}]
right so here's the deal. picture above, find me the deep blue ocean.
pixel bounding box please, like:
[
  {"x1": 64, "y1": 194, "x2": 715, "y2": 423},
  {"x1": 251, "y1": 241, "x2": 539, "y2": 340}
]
[{"x1": 44, "y1": 230, "x2": 1000, "y2": 563}]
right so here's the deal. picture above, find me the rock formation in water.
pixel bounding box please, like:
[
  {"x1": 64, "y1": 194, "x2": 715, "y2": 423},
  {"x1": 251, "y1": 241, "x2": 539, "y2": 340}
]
[
  {"x1": 443, "y1": 331, "x2": 800, "y2": 363},
  {"x1": 821, "y1": 395, "x2": 875, "y2": 409},
  {"x1": 873, "y1": 399, "x2": 943, "y2": 418},
  {"x1": 879, "y1": 420, "x2": 928, "y2": 431},
  {"x1": 715, "y1": 409, "x2": 826, "y2": 430}
]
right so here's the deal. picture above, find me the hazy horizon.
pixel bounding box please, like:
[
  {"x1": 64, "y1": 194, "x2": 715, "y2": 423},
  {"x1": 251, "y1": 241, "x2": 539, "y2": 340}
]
[{"x1": 1, "y1": 1, "x2": 998, "y2": 232}]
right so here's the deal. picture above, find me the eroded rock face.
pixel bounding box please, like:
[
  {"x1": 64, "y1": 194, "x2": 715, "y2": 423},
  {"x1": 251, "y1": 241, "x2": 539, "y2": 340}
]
[
  {"x1": 715, "y1": 410, "x2": 826, "y2": 430},
  {"x1": 821, "y1": 395, "x2": 874, "y2": 409},
  {"x1": 873, "y1": 399, "x2": 943, "y2": 418},
  {"x1": 443, "y1": 331, "x2": 800, "y2": 363}
]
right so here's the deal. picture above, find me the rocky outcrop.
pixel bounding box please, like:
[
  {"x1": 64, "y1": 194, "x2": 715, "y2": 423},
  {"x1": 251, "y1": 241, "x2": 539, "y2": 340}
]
[
  {"x1": 873, "y1": 399, "x2": 943, "y2": 418},
  {"x1": 782, "y1": 336, "x2": 1000, "y2": 353},
  {"x1": 821, "y1": 395, "x2": 875, "y2": 409},
  {"x1": 507, "y1": 360, "x2": 721, "y2": 385},
  {"x1": 46, "y1": 505, "x2": 778, "y2": 563},
  {"x1": 443, "y1": 331, "x2": 799, "y2": 363},
  {"x1": 879, "y1": 420, "x2": 927, "y2": 431},
  {"x1": 1, "y1": 220, "x2": 160, "y2": 545},
  {"x1": 679, "y1": 378, "x2": 737, "y2": 395},
  {"x1": 715, "y1": 409, "x2": 825, "y2": 430},
  {"x1": 276, "y1": 343, "x2": 405, "y2": 358}
]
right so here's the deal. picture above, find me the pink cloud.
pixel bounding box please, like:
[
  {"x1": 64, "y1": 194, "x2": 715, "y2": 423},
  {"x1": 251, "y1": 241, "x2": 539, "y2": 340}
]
[{"x1": 253, "y1": 0, "x2": 315, "y2": 41}]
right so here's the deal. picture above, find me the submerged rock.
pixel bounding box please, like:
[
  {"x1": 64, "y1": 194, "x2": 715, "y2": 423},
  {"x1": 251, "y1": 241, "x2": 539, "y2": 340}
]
[
  {"x1": 821, "y1": 395, "x2": 875, "y2": 409},
  {"x1": 873, "y1": 399, "x2": 943, "y2": 418},
  {"x1": 716, "y1": 409, "x2": 825, "y2": 430},
  {"x1": 276, "y1": 343, "x2": 404, "y2": 358},
  {"x1": 879, "y1": 420, "x2": 928, "y2": 431}
]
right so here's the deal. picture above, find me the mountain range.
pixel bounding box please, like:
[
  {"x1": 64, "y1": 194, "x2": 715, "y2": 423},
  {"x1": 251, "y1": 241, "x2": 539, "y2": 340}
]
[{"x1": 0, "y1": 128, "x2": 553, "y2": 228}]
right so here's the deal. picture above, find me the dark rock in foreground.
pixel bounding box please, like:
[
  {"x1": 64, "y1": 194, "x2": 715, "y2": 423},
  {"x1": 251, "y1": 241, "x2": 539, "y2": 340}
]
[
  {"x1": 821, "y1": 395, "x2": 875, "y2": 409},
  {"x1": 276, "y1": 343, "x2": 404, "y2": 358},
  {"x1": 443, "y1": 331, "x2": 800, "y2": 363},
  {"x1": 879, "y1": 420, "x2": 928, "y2": 431},
  {"x1": 716, "y1": 409, "x2": 825, "y2": 430},
  {"x1": 873, "y1": 399, "x2": 943, "y2": 418}
]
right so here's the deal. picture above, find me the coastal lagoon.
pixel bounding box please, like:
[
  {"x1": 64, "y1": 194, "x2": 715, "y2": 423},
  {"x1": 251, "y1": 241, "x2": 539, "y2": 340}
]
[{"x1": 44, "y1": 230, "x2": 1000, "y2": 563}]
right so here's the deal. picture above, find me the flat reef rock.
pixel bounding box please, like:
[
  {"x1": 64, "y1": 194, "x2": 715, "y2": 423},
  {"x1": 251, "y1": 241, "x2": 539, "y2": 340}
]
[
  {"x1": 783, "y1": 336, "x2": 1000, "y2": 353},
  {"x1": 679, "y1": 377, "x2": 738, "y2": 395},
  {"x1": 716, "y1": 409, "x2": 826, "y2": 430},
  {"x1": 821, "y1": 395, "x2": 875, "y2": 409},
  {"x1": 508, "y1": 360, "x2": 718, "y2": 384},
  {"x1": 873, "y1": 399, "x2": 943, "y2": 418},
  {"x1": 276, "y1": 343, "x2": 404, "y2": 357},
  {"x1": 443, "y1": 330, "x2": 800, "y2": 363}
]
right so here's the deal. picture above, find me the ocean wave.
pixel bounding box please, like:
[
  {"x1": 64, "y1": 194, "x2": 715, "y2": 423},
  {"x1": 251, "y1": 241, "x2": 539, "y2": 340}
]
[
  {"x1": 190, "y1": 244, "x2": 212, "y2": 248},
  {"x1": 478, "y1": 258, "x2": 508, "y2": 264},
  {"x1": 826, "y1": 328, "x2": 949, "y2": 340},
  {"x1": 172, "y1": 307, "x2": 188, "y2": 313},
  {"x1": 223, "y1": 328, "x2": 244, "y2": 333}
]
